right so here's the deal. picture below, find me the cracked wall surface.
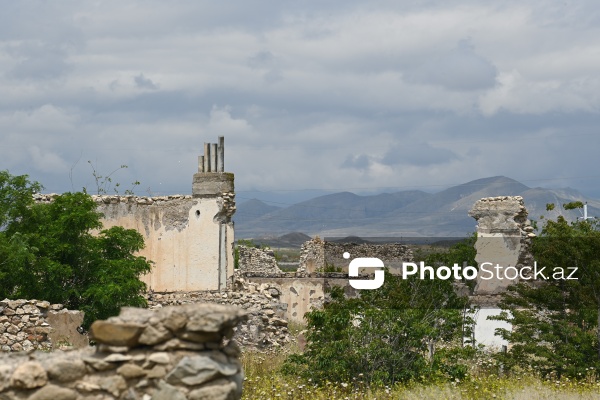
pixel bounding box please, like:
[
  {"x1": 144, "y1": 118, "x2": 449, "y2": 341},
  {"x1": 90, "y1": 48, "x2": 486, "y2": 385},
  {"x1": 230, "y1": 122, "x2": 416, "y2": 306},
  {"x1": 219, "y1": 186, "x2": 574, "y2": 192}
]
[
  {"x1": 96, "y1": 195, "x2": 232, "y2": 292},
  {"x1": 35, "y1": 193, "x2": 235, "y2": 292}
]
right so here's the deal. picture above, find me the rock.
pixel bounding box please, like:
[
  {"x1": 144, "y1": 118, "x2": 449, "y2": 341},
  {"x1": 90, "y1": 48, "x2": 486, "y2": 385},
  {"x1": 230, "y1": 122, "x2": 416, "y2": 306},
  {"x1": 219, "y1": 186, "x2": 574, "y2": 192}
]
[
  {"x1": 29, "y1": 384, "x2": 78, "y2": 400},
  {"x1": 152, "y1": 380, "x2": 186, "y2": 400},
  {"x1": 10, "y1": 361, "x2": 48, "y2": 389},
  {"x1": 189, "y1": 380, "x2": 237, "y2": 400},
  {"x1": 138, "y1": 323, "x2": 173, "y2": 345},
  {"x1": 98, "y1": 375, "x2": 127, "y2": 397},
  {"x1": 165, "y1": 356, "x2": 238, "y2": 386},
  {"x1": 117, "y1": 363, "x2": 146, "y2": 379},
  {"x1": 89, "y1": 320, "x2": 145, "y2": 347},
  {"x1": 0, "y1": 365, "x2": 13, "y2": 391},
  {"x1": 148, "y1": 352, "x2": 170, "y2": 365},
  {"x1": 104, "y1": 354, "x2": 133, "y2": 363},
  {"x1": 45, "y1": 358, "x2": 86, "y2": 382}
]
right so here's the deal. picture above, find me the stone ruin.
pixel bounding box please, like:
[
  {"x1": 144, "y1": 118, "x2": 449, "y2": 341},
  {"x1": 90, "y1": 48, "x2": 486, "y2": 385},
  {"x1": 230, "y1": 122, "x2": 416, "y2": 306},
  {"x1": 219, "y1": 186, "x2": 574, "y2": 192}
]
[
  {"x1": 0, "y1": 299, "x2": 87, "y2": 353},
  {"x1": 469, "y1": 196, "x2": 535, "y2": 305},
  {"x1": 34, "y1": 136, "x2": 236, "y2": 293},
  {"x1": 147, "y1": 276, "x2": 291, "y2": 349},
  {"x1": 298, "y1": 237, "x2": 414, "y2": 274},
  {"x1": 235, "y1": 246, "x2": 282, "y2": 275},
  {"x1": 0, "y1": 303, "x2": 246, "y2": 400}
]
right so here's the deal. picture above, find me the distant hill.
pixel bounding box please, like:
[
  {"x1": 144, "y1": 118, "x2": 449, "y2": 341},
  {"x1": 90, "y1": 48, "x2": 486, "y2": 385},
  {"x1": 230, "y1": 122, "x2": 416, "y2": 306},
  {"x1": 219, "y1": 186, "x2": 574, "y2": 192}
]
[
  {"x1": 234, "y1": 198, "x2": 281, "y2": 226},
  {"x1": 248, "y1": 232, "x2": 312, "y2": 248},
  {"x1": 234, "y1": 176, "x2": 600, "y2": 239}
]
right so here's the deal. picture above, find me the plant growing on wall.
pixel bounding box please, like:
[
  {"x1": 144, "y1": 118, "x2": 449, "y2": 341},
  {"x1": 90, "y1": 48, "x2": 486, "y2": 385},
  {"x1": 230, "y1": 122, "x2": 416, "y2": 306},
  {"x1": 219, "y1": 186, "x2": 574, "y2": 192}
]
[{"x1": 0, "y1": 170, "x2": 151, "y2": 326}]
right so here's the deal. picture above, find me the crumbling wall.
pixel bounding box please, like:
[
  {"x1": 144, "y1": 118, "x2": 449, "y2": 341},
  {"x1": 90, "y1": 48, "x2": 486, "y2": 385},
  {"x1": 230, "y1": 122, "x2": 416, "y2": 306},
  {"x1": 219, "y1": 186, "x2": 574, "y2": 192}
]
[
  {"x1": 34, "y1": 193, "x2": 236, "y2": 292},
  {"x1": 236, "y1": 246, "x2": 282, "y2": 275},
  {"x1": 297, "y1": 237, "x2": 324, "y2": 274},
  {"x1": 298, "y1": 238, "x2": 414, "y2": 275},
  {"x1": 469, "y1": 196, "x2": 535, "y2": 300},
  {"x1": 147, "y1": 276, "x2": 290, "y2": 349},
  {"x1": 0, "y1": 299, "x2": 86, "y2": 353},
  {"x1": 0, "y1": 303, "x2": 246, "y2": 400}
]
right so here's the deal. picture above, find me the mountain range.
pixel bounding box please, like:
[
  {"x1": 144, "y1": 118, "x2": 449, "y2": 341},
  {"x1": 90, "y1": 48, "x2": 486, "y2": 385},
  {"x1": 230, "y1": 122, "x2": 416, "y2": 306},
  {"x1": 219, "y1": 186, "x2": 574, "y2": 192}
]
[{"x1": 234, "y1": 176, "x2": 600, "y2": 239}]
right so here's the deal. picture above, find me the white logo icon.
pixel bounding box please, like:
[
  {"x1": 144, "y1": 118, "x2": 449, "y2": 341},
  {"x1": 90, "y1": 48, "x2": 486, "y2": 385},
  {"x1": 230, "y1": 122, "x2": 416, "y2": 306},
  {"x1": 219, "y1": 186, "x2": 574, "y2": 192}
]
[{"x1": 346, "y1": 252, "x2": 384, "y2": 290}]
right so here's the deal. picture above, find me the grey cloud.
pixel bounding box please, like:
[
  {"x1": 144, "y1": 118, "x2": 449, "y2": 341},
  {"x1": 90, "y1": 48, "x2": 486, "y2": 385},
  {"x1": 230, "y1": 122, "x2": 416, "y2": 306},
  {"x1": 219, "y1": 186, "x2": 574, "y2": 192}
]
[
  {"x1": 248, "y1": 51, "x2": 282, "y2": 83},
  {"x1": 341, "y1": 154, "x2": 371, "y2": 170},
  {"x1": 381, "y1": 142, "x2": 458, "y2": 166},
  {"x1": 407, "y1": 39, "x2": 498, "y2": 91},
  {"x1": 7, "y1": 43, "x2": 71, "y2": 80},
  {"x1": 134, "y1": 74, "x2": 159, "y2": 90}
]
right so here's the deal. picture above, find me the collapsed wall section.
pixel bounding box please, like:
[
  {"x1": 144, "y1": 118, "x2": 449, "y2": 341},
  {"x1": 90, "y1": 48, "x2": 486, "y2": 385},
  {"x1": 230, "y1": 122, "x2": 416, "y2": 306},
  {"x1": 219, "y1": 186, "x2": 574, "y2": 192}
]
[
  {"x1": 298, "y1": 237, "x2": 414, "y2": 274},
  {"x1": 236, "y1": 245, "x2": 282, "y2": 275}
]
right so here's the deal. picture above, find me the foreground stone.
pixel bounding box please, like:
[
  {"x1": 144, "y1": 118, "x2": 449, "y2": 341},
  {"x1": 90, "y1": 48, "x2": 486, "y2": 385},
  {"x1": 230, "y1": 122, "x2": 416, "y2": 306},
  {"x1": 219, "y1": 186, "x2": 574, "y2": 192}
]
[{"x1": 0, "y1": 303, "x2": 247, "y2": 399}]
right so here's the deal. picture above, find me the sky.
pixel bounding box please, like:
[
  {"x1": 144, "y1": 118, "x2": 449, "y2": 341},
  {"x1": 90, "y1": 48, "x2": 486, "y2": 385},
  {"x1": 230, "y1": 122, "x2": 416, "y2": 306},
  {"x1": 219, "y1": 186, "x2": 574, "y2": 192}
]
[{"x1": 2, "y1": 1, "x2": 600, "y2": 206}]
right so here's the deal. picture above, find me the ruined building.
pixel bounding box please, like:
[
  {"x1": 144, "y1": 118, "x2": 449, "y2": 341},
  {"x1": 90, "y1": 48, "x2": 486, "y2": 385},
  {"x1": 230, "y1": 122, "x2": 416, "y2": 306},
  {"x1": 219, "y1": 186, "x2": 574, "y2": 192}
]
[{"x1": 97, "y1": 136, "x2": 236, "y2": 292}]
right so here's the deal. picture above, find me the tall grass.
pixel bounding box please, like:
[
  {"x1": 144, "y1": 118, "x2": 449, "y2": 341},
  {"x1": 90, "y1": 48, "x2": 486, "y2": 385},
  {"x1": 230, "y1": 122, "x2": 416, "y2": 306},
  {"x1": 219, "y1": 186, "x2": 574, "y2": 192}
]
[{"x1": 241, "y1": 348, "x2": 600, "y2": 400}]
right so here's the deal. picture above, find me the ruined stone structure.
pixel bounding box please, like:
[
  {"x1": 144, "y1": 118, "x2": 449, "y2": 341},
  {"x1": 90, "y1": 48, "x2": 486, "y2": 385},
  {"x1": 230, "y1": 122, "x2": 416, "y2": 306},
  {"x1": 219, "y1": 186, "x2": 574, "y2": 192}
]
[
  {"x1": 236, "y1": 246, "x2": 282, "y2": 275},
  {"x1": 35, "y1": 137, "x2": 236, "y2": 292},
  {"x1": 298, "y1": 237, "x2": 414, "y2": 274},
  {"x1": 468, "y1": 196, "x2": 536, "y2": 348},
  {"x1": 147, "y1": 274, "x2": 291, "y2": 348},
  {"x1": 0, "y1": 303, "x2": 246, "y2": 400},
  {"x1": 469, "y1": 196, "x2": 535, "y2": 301},
  {"x1": 0, "y1": 299, "x2": 87, "y2": 353}
]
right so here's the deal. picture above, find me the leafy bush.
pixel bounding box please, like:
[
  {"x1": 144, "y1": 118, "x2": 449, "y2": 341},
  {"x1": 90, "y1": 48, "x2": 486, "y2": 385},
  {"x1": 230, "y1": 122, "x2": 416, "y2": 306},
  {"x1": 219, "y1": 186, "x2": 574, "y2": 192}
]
[
  {"x1": 0, "y1": 171, "x2": 151, "y2": 326},
  {"x1": 492, "y1": 203, "x2": 600, "y2": 378},
  {"x1": 284, "y1": 270, "x2": 474, "y2": 386}
]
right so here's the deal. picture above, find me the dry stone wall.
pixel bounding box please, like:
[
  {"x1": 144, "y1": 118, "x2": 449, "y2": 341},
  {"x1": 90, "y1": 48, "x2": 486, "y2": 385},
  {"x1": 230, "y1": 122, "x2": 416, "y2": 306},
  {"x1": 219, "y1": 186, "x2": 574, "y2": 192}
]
[
  {"x1": 147, "y1": 275, "x2": 290, "y2": 349},
  {"x1": 0, "y1": 303, "x2": 246, "y2": 400},
  {"x1": 236, "y1": 246, "x2": 282, "y2": 275},
  {"x1": 0, "y1": 299, "x2": 86, "y2": 353}
]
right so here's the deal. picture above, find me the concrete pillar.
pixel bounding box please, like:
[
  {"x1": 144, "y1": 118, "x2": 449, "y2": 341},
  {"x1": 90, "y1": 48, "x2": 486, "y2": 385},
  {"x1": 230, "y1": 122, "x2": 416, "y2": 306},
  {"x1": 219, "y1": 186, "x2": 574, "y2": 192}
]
[
  {"x1": 217, "y1": 136, "x2": 225, "y2": 172},
  {"x1": 203, "y1": 143, "x2": 211, "y2": 172},
  {"x1": 211, "y1": 143, "x2": 218, "y2": 172},
  {"x1": 198, "y1": 156, "x2": 204, "y2": 172}
]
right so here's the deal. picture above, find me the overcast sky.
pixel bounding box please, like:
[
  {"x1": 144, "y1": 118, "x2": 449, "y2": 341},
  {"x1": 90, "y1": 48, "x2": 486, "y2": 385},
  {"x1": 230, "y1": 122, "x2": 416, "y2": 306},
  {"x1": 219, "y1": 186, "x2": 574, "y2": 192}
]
[{"x1": 2, "y1": 1, "x2": 600, "y2": 205}]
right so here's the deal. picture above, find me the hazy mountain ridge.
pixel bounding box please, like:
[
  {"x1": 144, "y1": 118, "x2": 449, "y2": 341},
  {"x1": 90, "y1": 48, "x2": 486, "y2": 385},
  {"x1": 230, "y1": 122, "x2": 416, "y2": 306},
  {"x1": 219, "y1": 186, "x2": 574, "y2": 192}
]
[{"x1": 235, "y1": 176, "x2": 600, "y2": 238}]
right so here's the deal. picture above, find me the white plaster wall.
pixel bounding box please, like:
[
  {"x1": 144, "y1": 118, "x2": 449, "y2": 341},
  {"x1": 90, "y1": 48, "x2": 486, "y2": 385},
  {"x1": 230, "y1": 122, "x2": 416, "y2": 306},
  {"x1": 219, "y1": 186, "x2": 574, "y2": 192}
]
[{"x1": 98, "y1": 199, "x2": 225, "y2": 291}]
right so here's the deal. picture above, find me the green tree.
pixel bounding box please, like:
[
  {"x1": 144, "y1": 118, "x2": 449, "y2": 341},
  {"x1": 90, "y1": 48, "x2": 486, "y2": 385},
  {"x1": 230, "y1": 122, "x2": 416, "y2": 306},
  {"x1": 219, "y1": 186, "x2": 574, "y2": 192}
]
[
  {"x1": 284, "y1": 270, "x2": 474, "y2": 385},
  {"x1": 491, "y1": 202, "x2": 600, "y2": 378},
  {"x1": 0, "y1": 171, "x2": 151, "y2": 326}
]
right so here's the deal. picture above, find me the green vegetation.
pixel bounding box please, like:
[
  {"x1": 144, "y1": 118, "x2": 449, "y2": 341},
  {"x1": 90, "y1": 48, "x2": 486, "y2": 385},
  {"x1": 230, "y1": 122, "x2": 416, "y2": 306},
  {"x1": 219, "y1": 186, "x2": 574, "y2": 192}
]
[
  {"x1": 492, "y1": 202, "x2": 600, "y2": 379},
  {"x1": 243, "y1": 346, "x2": 600, "y2": 399},
  {"x1": 284, "y1": 269, "x2": 474, "y2": 385},
  {"x1": 0, "y1": 170, "x2": 151, "y2": 326}
]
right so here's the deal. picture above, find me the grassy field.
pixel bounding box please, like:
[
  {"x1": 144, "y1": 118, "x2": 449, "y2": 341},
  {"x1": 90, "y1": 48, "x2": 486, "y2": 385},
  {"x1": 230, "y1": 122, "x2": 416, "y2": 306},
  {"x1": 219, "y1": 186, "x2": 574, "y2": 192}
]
[{"x1": 240, "y1": 348, "x2": 600, "y2": 400}]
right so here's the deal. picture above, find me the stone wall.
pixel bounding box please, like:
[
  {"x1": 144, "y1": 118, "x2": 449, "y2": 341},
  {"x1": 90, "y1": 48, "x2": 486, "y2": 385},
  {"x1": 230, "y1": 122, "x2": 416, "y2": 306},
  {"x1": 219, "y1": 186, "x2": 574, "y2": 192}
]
[
  {"x1": 34, "y1": 192, "x2": 236, "y2": 292},
  {"x1": 0, "y1": 303, "x2": 246, "y2": 400},
  {"x1": 469, "y1": 196, "x2": 535, "y2": 300},
  {"x1": 298, "y1": 238, "x2": 414, "y2": 275},
  {"x1": 147, "y1": 274, "x2": 290, "y2": 349},
  {"x1": 236, "y1": 246, "x2": 282, "y2": 275},
  {"x1": 0, "y1": 299, "x2": 86, "y2": 353},
  {"x1": 297, "y1": 237, "x2": 324, "y2": 274}
]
